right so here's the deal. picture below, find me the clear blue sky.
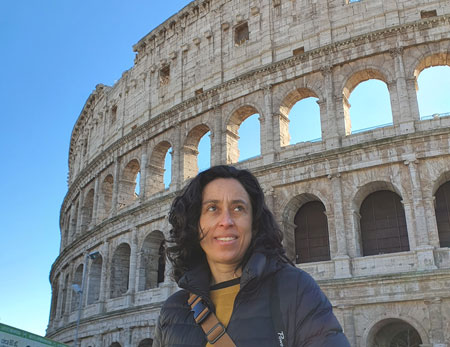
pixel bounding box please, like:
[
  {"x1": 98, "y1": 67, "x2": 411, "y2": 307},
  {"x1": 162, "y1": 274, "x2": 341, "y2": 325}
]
[
  {"x1": 0, "y1": 0, "x2": 192, "y2": 336},
  {"x1": 1, "y1": 0, "x2": 449, "y2": 338}
]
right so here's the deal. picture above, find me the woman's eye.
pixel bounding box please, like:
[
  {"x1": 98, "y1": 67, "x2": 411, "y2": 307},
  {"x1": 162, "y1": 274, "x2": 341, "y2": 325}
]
[
  {"x1": 234, "y1": 205, "x2": 244, "y2": 212},
  {"x1": 206, "y1": 205, "x2": 216, "y2": 212}
]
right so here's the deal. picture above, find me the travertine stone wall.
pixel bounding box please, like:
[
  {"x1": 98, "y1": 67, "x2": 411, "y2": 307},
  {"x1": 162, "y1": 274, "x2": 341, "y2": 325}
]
[{"x1": 49, "y1": 0, "x2": 450, "y2": 346}]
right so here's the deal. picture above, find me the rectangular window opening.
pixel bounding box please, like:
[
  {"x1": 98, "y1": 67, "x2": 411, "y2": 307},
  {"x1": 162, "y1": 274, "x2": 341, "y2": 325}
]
[
  {"x1": 111, "y1": 106, "x2": 117, "y2": 124},
  {"x1": 421, "y1": 10, "x2": 437, "y2": 19},
  {"x1": 293, "y1": 47, "x2": 305, "y2": 56},
  {"x1": 235, "y1": 22, "x2": 249, "y2": 46},
  {"x1": 160, "y1": 66, "x2": 170, "y2": 86}
]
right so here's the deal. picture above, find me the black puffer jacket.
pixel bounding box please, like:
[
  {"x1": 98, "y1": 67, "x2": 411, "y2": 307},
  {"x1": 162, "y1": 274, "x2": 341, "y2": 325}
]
[{"x1": 153, "y1": 253, "x2": 350, "y2": 346}]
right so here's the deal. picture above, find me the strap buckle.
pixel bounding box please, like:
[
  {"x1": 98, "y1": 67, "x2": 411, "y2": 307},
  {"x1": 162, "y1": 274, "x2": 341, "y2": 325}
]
[
  {"x1": 206, "y1": 322, "x2": 226, "y2": 344},
  {"x1": 190, "y1": 296, "x2": 210, "y2": 324}
]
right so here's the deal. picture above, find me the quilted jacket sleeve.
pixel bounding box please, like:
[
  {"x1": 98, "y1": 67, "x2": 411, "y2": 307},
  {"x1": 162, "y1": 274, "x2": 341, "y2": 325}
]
[{"x1": 280, "y1": 267, "x2": 350, "y2": 347}]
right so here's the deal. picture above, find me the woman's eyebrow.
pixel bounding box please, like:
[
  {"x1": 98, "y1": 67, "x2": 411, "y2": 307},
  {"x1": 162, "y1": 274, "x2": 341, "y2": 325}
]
[
  {"x1": 202, "y1": 199, "x2": 249, "y2": 205},
  {"x1": 231, "y1": 199, "x2": 249, "y2": 205},
  {"x1": 202, "y1": 199, "x2": 219, "y2": 205}
]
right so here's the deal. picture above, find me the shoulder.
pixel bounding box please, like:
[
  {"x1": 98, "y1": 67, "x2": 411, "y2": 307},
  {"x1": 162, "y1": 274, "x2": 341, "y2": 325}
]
[
  {"x1": 274, "y1": 263, "x2": 333, "y2": 325},
  {"x1": 274, "y1": 262, "x2": 319, "y2": 292},
  {"x1": 156, "y1": 290, "x2": 208, "y2": 346},
  {"x1": 158, "y1": 289, "x2": 190, "y2": 323}
]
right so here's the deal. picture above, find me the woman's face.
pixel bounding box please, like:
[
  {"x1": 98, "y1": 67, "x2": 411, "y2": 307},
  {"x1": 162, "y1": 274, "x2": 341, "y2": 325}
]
[{"x1": 199, "y1": 178, "x2": 253, "y2": 270}]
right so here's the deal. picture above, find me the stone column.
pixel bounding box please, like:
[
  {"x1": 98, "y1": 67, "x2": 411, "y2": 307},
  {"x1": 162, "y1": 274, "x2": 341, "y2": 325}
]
[
  {"x1": 401, "y1": 199, "x2": 418, "y2": 249},
  {"x1": 55, "y1": 274, "x2": 64, "y2": 322},
  {"x1": 321, "y1": 66, "x2": 343, "y2": 149},
  {"x1": 210, "y1": 106, "x2": 223, "y2": 166},
  {"x1": 99, "y1": 241, "x2": 109, "y2": 310},
  {"x1": 76, "y1": 190, "x2": 84, "y2": 237},
  {"x1": 405, "y1": 77, "x2": 421, "y2": 121},
  {"x1": 69, "y1": 203, "x2": 77, "y2": 244},
  {"x1": 94, "y1": 334, "x2": 103, "y2": 347},
  {"x1": 404, "y1": 159, "x2": 436, "y2": 270},
  {"x1": 349, "y1": 209, "x2": 362, "y2": 257},
  {"x1": 425, "y1": 298, "x2": 446, "y2": 346},
  {"x1": 225, "y1": 129, "x2": 240, "y2": 164},
  {"x1": 82, "y1": 252, "x2": 91, "y2": 308},
  {"x1": 262, "y1": 84, "x2": 276, "y2": 163},
  {"x1": 171, "y1": 125, "x2": 182, "y2": 191},
  {"x1": 336, "y1": 305, "x2": 356, "y2": 347},
  {"x1": 273, "y1": 112, "x2": 289, "y2": 150},
  {"x1": 140, "y1": 149, "x2": 148, "y2": 201},
  {"x1": 92, "y1": 175, "x2": 100, "y2": 226},
  {"x1": 111, "y1": 158, "x2": 120, "y2": 216},
  {"x1": 127, "y1": 227, "x2": 138, "y2": 306},
  {"x1": 328, "y1": 173, "x2": 351, "y2": 278},
  {"x1": 122, "y1": 327, "x2": 132, "y2": 347},
  {"x1": 62, "y1": 273, "x2": 71, "y2": 324},
  {"x1": 423, "y1": 197, "x2": 441, "y2": 248},
  {"x1": 390, "y1": 47, "x2": 416, "y2": 134}
]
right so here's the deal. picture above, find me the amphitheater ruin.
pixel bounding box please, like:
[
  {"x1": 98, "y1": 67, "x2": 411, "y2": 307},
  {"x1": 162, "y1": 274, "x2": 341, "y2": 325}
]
[{"x1": 47, "y1": 0, "x2": 450, "y2": 346}]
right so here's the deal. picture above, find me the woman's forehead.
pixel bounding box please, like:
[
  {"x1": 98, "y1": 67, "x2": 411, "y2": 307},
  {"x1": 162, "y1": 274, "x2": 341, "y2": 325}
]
[{"x1": 202, "y1": 178, "x2": 250, "y2": 201}]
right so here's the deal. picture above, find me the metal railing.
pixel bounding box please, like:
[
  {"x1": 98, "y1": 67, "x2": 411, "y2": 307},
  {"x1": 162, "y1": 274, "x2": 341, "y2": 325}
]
[
  {"x1": 420, "y1": 111, "x2": 450, "y2": 120},
  {"x1": 351, "y1": 122, "x2": 393, "y2": 134}
]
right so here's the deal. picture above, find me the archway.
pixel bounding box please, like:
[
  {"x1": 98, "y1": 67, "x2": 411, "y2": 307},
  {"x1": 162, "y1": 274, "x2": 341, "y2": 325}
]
[{"x1": 367, "y1": 318, "x2": 423, "y2": 347}]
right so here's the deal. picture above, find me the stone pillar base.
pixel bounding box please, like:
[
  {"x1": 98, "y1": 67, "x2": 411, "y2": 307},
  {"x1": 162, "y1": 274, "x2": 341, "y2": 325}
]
[
  {"x1": 416, "y1": 245, "x2": 437, "y2": 271},
  {"x1": 334, "y1": 255, "x2": 352, "y2": 279}
]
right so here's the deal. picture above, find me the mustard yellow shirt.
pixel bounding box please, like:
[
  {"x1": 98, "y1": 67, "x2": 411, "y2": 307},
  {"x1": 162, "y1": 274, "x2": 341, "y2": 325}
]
[{"x1": 206, "y1": 278, "x2": 240, "y2": 347}]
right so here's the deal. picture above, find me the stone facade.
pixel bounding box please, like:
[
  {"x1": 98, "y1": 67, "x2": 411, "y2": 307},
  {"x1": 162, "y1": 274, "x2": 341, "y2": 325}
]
[{"x1": 48, "y1": 0, "x2": 450, "y2": 346}]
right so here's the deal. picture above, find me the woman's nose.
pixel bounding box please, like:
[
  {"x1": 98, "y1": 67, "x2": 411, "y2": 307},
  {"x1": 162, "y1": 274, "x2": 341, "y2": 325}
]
[{"x1": 219, "y1": 209, "x2": 234, "y2": 226}]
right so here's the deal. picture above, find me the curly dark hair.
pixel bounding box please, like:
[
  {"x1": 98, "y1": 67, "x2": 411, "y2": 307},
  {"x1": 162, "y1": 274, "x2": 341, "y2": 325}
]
[{"x1": 166, "y1": 165, "x2": 289, "y2": 282}]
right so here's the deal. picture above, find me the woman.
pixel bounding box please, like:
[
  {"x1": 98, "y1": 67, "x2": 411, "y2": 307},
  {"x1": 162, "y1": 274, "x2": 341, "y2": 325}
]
[{"x1": 154, "y1": 165, "x2": 349, "y2": 346}]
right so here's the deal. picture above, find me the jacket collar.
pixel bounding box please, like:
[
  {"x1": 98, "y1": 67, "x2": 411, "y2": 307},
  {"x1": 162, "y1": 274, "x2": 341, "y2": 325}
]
[{"x1": 178, "y1": 252, "x2": 281, "y2": 297}]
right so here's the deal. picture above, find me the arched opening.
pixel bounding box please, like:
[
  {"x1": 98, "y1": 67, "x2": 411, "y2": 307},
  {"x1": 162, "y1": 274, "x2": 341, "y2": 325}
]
[
  {"x1": 416, "y1": 65, "x2": 450, "y2": 119},
  {"x1": 347, "y1": 80, "x2": 393, "y2": 134},
  {"x1": 71, "y1": 264, "x2": 83, "y2": 311},
  {"x1": 148, "y1": 141, "x2": 172, "y2": 194},
  {"x1": 198, "y1": 131, "x2": 211, "y2": 173},
  {"x1": 50, "y1": 275, "x2": 59, "y2": 320},
  {"x1": 343, "y1": 69, "x2": 392, "y2": 135},
  {"x1": 164, "y1": 148, "x2": 172, "y2": 188},
  {"x1": 87, "y1": 255, "x2": 102, "y2": 305},
  {"x1": 71, "y1": 200, "x2": 79, "y2": 237},
  {"x1": 138, "y1": 231, "x2": 165, "y2": 291},
  {"x1": 294, "y1": 201, "x2": 330, "y2": 263},
  {"x1": 118, "y1": 159, "x2": 140, "y2": 209},
  {"x1": 360, "y1": 190, "x2": 409, "y2": 256},
  {"x1": 135, "y1": 171, "x2": 141, "y2": 196},
  {"x1": 60, "y1": 274, "x2": 69, "y2": 317},
  {"x1": 138, "y1": 339, "x2": 153, "y2": 347},
  {"x1": 183, "y1": 124, "x2": 211, "y2": 180},
  {"x1": 434, "y1": 180, "x2": 450, "y2": 248},
  {"x1": 110, "y1": 243, "x2": 130, "y2": 298},
  {"x1": 289, "y1": 97, "x2": 321, "y2": 143},
  {"x1": 81, "y1": 189, "x2": 95, "y2": 233},
  {"x1": 238, "y1": 114, "x2": 260, "y2": 161},
  {"x1": 226, "y1": 106, "x2": 261, "y2": 163},
  {"x1": 280, "y1": 88, "x2": 321, "y2": 146},
  {"x1": 368, "y1": 318, "x2": 423, "y2": 347},
  {"x1": 62, "y1": 213, "x2": 70, "y2": 247},
  {"x1": 99, "y1": 174, "x2": 113, "y2": 220}
]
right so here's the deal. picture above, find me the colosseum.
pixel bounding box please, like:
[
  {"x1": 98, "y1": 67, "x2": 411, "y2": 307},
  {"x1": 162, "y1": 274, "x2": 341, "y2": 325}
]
[{"x1": 47, "y1": 0, "x2": 450, "y2": 346}]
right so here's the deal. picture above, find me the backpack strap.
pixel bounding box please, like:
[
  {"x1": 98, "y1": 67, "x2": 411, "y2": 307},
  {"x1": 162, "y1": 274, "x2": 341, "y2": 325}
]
[
  {"x1": 188, "y1": 293, "x2": 236, "y2": 346},
  {"x1": 271, "y1": 275, "x2": 287, "y2": 347}
]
